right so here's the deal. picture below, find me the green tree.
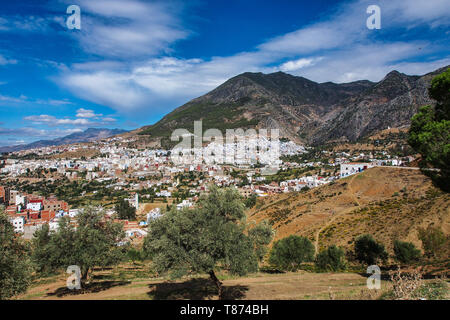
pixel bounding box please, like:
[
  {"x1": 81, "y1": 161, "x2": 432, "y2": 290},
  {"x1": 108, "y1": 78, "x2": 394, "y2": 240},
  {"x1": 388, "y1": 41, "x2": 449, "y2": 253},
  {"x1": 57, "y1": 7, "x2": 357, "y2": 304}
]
[
  {"x1": 248, "y1": 220, "x2": 274, "y2": 262},
  {"x1": 0, "y1": 210, "x2": 32, "y2": 299},
  {"x1": 315, "y1": 245, "x2": 347, "y2": 272},
  {"x1": 127, "y1": 247, "x2": 143, "y2": 264},
  {"x1": 244, "y1": 194, "x2": 257, "y2": 208},
  {"x1": 408, "y1": 68, "x2": 450, "y2": 192},
  {"x1": 115, "y1": 198, "x2": 136, "y2": 220},
  {"x1": 354, "y1": 234, "x2": 388, "y2": 266},
  {"x1": 418, "y1": 225, "x2": 448, "y2": 259},
  {"x1": 31, "y1": 224, "x2": 53, "y2": 274},
  {"x1": 393, "y1": 240, "x2": 421, "y2": 264},
  {"x1": 32, "y1": 207, "x2": 126, "y2": 283},
  {"x1": 143, "y1": 186, "x2": 273, "y2": 298},
  {"x1": 268, "y1": 235, "x2": 314, "y2": 271}
]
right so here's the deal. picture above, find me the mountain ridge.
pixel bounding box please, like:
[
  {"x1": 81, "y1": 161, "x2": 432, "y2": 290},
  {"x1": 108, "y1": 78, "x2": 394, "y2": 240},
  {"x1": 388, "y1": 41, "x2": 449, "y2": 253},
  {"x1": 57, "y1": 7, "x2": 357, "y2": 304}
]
[
  {"x1": 0, "y1": 128, "x2": 127, "y2": 153},
  {"x1": 137, "y1": 65, "x2": 449, "y2": 146}
]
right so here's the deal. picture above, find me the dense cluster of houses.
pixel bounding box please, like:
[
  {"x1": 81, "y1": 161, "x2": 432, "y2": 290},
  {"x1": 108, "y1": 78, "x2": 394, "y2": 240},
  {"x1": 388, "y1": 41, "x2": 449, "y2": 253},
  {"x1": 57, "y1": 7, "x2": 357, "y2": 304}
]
[
  {"x1": 0, "y1": 186, "x2": 70, "y2": 237},
  {"x1": 0, "y1": 186, "x2": 149, "y2": 243}
]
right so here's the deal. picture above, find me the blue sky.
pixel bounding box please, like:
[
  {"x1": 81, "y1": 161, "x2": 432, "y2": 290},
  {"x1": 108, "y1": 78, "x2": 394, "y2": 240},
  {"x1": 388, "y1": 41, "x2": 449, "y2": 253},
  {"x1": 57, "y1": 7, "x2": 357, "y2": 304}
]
[{"x1": 0, "y1": 0, "x2": 449, "y2": 147}]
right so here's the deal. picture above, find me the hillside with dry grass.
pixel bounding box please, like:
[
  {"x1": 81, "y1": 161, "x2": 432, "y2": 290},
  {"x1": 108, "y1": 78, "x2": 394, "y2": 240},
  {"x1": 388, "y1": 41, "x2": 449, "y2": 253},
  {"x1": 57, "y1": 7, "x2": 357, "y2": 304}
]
[{"x1": 248, "y1": 167, "x2": 450, "y2": 255}]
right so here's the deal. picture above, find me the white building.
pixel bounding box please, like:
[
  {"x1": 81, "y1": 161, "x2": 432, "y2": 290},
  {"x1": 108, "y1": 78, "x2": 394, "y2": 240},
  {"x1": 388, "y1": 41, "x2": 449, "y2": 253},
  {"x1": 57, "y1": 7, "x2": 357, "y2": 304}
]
[
  {"x1": 147, "y1": 208, "x2": 162, "y2": 223},
  {"x1": 16, "y1": 195, "x2": 27, "y2": 206},
  {"x1": 176, "y1": 199, "x2": 193, "y2": 210},
  {"x1": 340, "y1": 163, "x2": 373, "y2": 178},
  {"x1": 10, "y1": 216, "x2": 24, "y2": 233},
  {"x1": 69, "y1": 209, "x2": 79, "y2": 218},
  {"x1": 27, "y1": 202, "x2": 42, "y2": 211}
]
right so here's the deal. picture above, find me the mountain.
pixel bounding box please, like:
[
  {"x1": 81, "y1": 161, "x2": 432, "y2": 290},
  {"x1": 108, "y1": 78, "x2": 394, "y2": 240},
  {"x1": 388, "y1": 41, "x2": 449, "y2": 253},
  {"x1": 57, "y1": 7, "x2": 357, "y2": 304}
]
[
  {"x1": 0, "y1": 128, "x2": 127, "y2": 153},
  {"x1": 137, "y1": 66, "x2": 449, "y2": 146}
]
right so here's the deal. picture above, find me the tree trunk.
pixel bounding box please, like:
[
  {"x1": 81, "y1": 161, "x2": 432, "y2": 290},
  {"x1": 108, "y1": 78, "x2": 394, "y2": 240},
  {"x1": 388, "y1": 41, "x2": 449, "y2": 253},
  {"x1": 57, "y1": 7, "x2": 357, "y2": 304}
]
[
  {"x1": 209, "y1": 270, "x2": 223, "y2": 299},
  {"x1": 81, "y1": 267, "x2": 90, "y2": 287}
]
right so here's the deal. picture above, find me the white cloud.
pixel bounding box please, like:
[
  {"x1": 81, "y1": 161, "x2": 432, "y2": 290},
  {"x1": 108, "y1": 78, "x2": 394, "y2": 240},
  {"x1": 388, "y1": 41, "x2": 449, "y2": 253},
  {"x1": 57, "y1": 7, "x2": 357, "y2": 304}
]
[
  {"x1": 381, "y1": 0, "x2": 450, "y2": 27},
  {"x1": 280, "y1": 58, "x2": 323, "y2": 72},
  {"x1": 76, "y1": 108, "x2": 103, "y2": 118},
  {"x1": 0, "y1": 54, "x2": 17, "y2": 65},
  {"x1": 24, "y1": 114, "x2": 90, "y2": 125},
  {"x1": 64, "y1": 0, "x2": 188, "y2": 59},
  {"x1": 24, "y1": 113, "x2": 117, "y2": 127},
  {"x1": 56, "y1": 0, "x2": 450, "y2": 114}
]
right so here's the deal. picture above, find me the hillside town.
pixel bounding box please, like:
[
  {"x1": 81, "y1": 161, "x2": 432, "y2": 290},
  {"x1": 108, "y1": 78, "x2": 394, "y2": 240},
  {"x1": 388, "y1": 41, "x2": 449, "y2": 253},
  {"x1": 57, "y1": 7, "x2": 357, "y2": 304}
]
[{"x1": 0, "y1": 134, "x2": 414, "y2": 243}]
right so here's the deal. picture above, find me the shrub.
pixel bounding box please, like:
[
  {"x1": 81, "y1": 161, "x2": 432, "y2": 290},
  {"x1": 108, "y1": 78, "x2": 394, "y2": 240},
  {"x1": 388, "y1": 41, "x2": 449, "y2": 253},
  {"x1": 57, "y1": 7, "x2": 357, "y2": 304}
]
[
  {"x1": 269, "y1": 235, "x2": 314, "y2": 271},
  {"x1": 315, "y1": 245, "x2": 347, "y2": 272},
  {"x1": 389, "y1": 267, "x2": 423, "y2": 300},
  {"x1": 127, "y1": 247, "x2": 144, "y2": 263},
  {"x1": 393, "y1": 240, "x2": 421, "y2": 264},
  {"x1": 354, "y1": 234, "x2": 388, "y2": 266},
  {"x1": 418, "y1": 225, "x2": 448, "y2": 259}
]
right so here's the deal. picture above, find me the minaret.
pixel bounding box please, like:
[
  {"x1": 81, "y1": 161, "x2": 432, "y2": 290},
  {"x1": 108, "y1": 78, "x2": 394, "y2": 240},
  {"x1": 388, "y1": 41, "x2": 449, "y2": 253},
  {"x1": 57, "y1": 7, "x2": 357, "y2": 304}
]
[{"x1": 135, "y1": 193, "x2": 139, "y2": 210}]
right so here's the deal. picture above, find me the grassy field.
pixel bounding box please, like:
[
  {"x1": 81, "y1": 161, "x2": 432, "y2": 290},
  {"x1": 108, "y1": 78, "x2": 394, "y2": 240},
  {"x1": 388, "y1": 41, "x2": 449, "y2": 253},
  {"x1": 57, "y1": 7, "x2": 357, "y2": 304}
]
[
  {"x1": 16, "y1": 263, "x2": 448, "y2": 300},
  {"x1": 16, "y1": 264, "x2": 384, "y2": 300}
]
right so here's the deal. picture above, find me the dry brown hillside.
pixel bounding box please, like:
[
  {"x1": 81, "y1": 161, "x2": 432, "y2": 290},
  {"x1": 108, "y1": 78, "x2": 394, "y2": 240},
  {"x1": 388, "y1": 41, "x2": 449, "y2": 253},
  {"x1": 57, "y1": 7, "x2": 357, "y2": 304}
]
[{"x1": 248, "y1": 167, "x2": 450, "y2": 255}]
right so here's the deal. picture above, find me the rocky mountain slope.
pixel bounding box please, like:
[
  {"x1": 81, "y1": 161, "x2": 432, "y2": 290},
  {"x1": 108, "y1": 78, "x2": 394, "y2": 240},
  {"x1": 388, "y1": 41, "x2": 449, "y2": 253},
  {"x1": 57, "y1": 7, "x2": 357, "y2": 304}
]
[
  {"x1": 0, "y1": 128, "x2": 127, "y2": 153},
  {"x1": 138, "y1": 66, "x2": 448, "y2": 146}
]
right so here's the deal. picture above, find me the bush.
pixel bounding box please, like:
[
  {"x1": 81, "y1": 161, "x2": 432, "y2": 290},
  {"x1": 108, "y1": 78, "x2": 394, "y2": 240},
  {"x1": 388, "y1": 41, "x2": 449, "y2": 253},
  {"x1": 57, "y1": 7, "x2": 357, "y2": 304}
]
[
  {"x1": 269, "y1": 235, "x2": 314, "y2": 271},
  {"x1": 393, "y1": 240, "x2": 421, "y2": 264},
  {"x1": 315, "y1": 245, "x2": 347, "y2": 272},
  {"x1": 127, "y1": 248, "x2": 144, "y2": 263},
  {"x1": 418, "y1": 225, "x2": 448, "y2": 259},
  {"x1": 354, "y1": 234, "x2": 388, "y2": 266}
]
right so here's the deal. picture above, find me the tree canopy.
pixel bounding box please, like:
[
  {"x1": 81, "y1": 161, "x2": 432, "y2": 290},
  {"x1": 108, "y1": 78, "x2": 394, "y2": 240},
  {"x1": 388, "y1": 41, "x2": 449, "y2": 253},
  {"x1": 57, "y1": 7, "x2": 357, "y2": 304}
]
[
  {"x1": 32, "y1": 206, "x2": 126, "y2": 282},
  {"x1": 408, "y1": 68, "x2": 450, "y2": 192},
  {"x1": 0, "y1": 210, "x2": 32, "y2": 299},
  {"x1": 393, "y1": 240, "x2": 421, "y2": 264},
  {"x1": 354, "y1": 234, "x2": 388, "y2": 266},
  {"x1": 315, "y1": 245, "x2": 347, "y2": 272},
  {"x1": 268, "y1": 235, "x2": 315, "y2": 271},
  {"x1": 115, "y1": 198, "x2": 137, "y2": 220},
  {"x1": 143, "y1": 185, "x2": 273, "y2": 298}
]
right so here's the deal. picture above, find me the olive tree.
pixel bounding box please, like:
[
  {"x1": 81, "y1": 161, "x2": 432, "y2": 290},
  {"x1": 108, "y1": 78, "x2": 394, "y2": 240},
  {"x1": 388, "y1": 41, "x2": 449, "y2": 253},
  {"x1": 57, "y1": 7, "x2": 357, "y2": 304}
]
[
  {"x1": 354, "y1": 234, "x2": 388, "y2": 266},
  {"x1": 32, "y1": 206, "x2": 126, "y2": 283},
  {"x1": 269, "y1": 235, "x2": 315, "y2": 271},
  {"x1": 315, "y1": 245, "x2": 347, "y2": 272},
  {"x1": 143, "y1": 186, "x2": 273, "y2": 298},
  {"x1": 0, "y1": 210, "x2": 32, "y2": 299}
]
